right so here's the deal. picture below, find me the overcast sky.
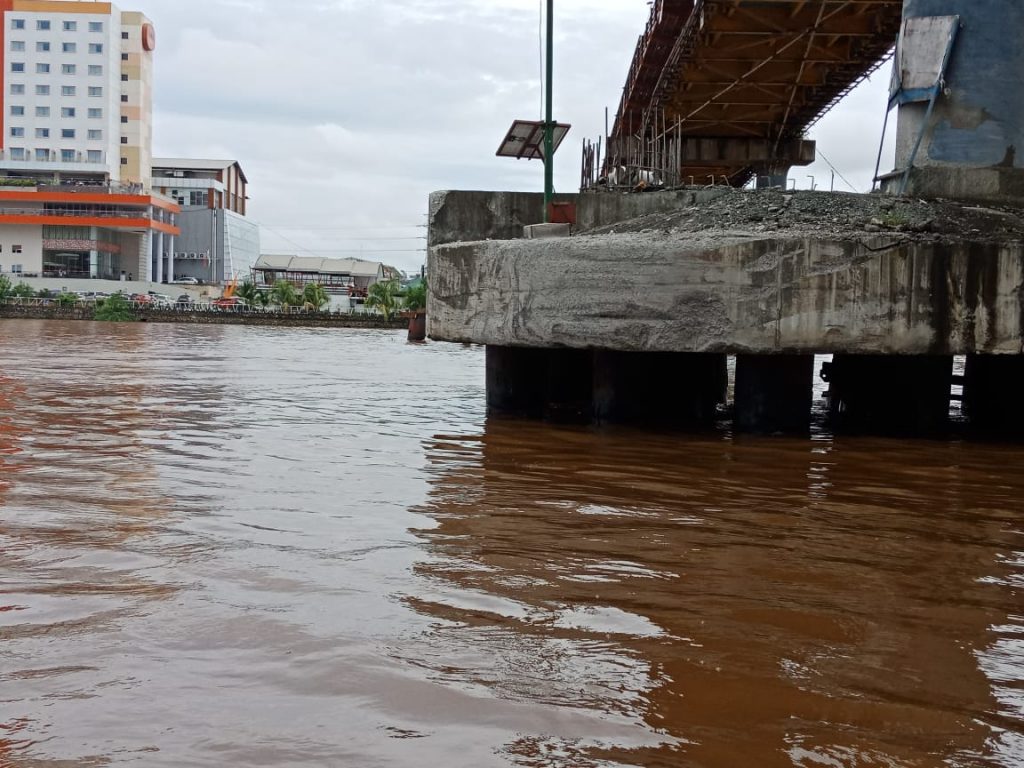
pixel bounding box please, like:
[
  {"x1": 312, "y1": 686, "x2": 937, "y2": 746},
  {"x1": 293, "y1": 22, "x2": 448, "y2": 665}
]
[{"x1": 130, "y1": 0, "x2": 896, "y2": 273}]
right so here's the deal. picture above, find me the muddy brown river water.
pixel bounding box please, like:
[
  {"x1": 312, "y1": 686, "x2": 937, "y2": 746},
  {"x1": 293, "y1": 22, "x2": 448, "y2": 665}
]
[{"x1": 0, "y1": 320, "x2": 1021, "y2": 767}]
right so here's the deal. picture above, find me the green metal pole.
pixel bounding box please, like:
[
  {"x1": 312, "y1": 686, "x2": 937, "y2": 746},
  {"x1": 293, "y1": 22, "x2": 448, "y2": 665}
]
[{"x1": 543, "y1": 0, "x2": 554, "y2": 222}]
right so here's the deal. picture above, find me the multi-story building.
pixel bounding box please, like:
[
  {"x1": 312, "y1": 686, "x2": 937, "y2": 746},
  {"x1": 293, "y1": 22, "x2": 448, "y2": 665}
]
[
  {"x1": 0, "y1": 1, "x2": 177, "y2": 281},
  {"x1": 151, "y1": 158, "x2": 260, "y2": 284}
]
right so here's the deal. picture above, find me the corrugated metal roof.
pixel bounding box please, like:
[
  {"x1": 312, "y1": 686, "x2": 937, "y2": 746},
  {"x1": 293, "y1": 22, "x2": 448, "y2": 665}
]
[
  {"x1": 151, "y1": 158, "x2": 248, "y2": 183},
  {"x1": 255, "y1": 254, "x2": 383, "y2": 277}
]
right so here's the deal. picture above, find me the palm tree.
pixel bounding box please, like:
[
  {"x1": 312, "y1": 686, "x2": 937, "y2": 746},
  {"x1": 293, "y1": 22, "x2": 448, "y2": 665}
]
[
  {"x1": 270, "y1": 280, "x2": 300, "y2": 308},
  {"x1": 302, "y1": 282, "x2": 330, "y2": 311},
  {"x1": 237, "y1": 279, "x2": 265, "y2": 307},
  {"x1": 403, "y1": 280, "x2": 427, "y2": 312},
  {"x1": 365, "y1": 278, "x2": 399, "y2": 320}
]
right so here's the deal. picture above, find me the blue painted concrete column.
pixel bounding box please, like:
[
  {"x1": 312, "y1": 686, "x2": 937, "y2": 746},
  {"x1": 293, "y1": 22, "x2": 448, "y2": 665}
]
[{"x1": 894, "y1": 1, "x2": 1024, "y2": 200}]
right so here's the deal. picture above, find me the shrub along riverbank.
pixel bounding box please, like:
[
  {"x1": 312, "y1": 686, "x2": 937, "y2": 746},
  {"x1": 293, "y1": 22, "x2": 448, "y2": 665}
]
[
  {"x1": 0, "y1": 301, "x2": 408, "y2": 329},
  {"x1": 0, "y1": 275, "x2": 423, "y2": 329}
]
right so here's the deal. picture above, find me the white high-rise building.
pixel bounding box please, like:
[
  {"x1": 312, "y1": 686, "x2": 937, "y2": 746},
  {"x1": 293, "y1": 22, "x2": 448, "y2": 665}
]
[{"x1": 0, "y1": 0, "x2": 175, "y2": 282}]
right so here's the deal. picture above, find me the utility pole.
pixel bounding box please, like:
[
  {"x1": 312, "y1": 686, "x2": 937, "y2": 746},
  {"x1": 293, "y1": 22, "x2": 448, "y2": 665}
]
[{"x1": 543, "y1": 0, "x2": 554, "y2": 222}]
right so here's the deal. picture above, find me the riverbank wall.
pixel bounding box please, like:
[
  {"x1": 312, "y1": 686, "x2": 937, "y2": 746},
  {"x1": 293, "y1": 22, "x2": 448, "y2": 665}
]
[{"x1": 0, "y1": 303, "x2": 407, "y2": 329}]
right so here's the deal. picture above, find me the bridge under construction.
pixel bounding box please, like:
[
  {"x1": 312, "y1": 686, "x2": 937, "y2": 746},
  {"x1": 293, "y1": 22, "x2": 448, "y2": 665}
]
[{"x1": 589, "y1": 0, "x2": 902, "y2": 188}]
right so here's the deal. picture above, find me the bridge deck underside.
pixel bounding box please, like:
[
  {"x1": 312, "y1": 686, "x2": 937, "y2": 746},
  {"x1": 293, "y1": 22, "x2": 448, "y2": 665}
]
[{"x1": 613, "y1": 0, "x2": 903, "y2": 185}]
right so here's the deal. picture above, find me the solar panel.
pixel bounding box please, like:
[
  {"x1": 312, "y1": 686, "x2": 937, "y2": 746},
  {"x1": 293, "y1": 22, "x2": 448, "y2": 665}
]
[{"x1": 496, "y1": 119, "x2": 571, "y2": 160}]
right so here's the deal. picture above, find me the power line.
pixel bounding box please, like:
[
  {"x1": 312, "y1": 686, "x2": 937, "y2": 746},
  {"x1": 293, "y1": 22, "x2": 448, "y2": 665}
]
[
  {"x1": 262, "y1": 234, "x2": 425, "y2": 241},
  {"x1": 816, "y1": 149, "x2": 859, "y2": 193},
  {"x1": 260, "y1": 225, "x2": 322, "y2": 259},
  {"x1": 257, "y1": 224, "x2": 426, "y2": 230},
  {"x1": 260, "y1": 248, "x2": 426, "y2": 254}
]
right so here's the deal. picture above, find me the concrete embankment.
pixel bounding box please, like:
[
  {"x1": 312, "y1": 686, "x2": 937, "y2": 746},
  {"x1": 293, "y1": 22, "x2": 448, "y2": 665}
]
[{"x1": 0, "y1": 303, "x2": 407, "y2": 329}]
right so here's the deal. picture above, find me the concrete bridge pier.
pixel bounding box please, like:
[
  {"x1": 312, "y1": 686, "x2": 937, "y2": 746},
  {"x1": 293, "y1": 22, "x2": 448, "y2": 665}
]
[
  {"x1": 891, "y1": 0, "x2": 1024, "y2": 202},
  {"x1": 544, "y1": 349, "x2": 593, "y2": 423},
  {"x1": 486, "y1": 346, "x2": 593, "y2": 423},
  {"x1": 487, "y1": 346, "x2": 728, "y2": 427},
  {"x1": 486, "y1": 346, "x2": 548, "y2": 418},
  {"x1": 963, "y1": 355, "x2": 1024, "y2": 435},
  {"x1": 593, "y1": 351, "x2": 726, "y2": 427},
  {"x1": 823, "y1": 355, "x2": 954, "y2": 434},
  {"x1": 734, "y1": 355, "x2": 815, "y2": 434}
]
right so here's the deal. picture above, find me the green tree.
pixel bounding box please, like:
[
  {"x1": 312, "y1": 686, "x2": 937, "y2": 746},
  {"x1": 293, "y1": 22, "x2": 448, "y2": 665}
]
[
  {"x1": 403, "y1": 280, "x2": 427, "y2": 312},
  {"x1": 36, "y1": 288, "x2": 53, "y2": 299},
  {"x1": 365, "y1": 278, "x2": 399, "y2": 320},
  {"x1": 236, "y1": 279, "x2": 270, "y2": 307},
  {"x1": 270, "y1": 280, "x2": 300, "y2": 308},
  {"x1": 0, "y1": 274, "x2": 11, "y2": 302},
  {"x1": 302, "y1": 282, "x2": 329, "y2": 311},
  {"x1": 56, "y1": 292, "x2": 77, "y2": 307},
  {"x1": 11, "y1": 282, "x2": 35, "y2": 298},
  {"x1": 94, "y1": 293, "x2": 135, "y2": 322}
]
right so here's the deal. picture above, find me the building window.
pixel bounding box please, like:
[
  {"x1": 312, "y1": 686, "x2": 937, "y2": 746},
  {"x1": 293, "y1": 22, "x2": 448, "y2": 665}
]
[
  {"x1": 11, "y1": 19, "x2": 25, "y2": 30},
  {"x1": 88, "y1": 43, "x2": 103, "y2": 54},
  {"x1": 36, "y1": 128, "x2": 49, "y2": 138},
  {"x1": 12, "y1": 245, "x2": 22, "y2": 254},
  {"x1": 61, "y1": 129, "x2": 75, "y2": 139},
  {"x1": 62, "y1": 63, "x2": 76, "y2": 74},
  {"x1": 9, "y1": 106, "x2": 23, "y2": 116},
  {"x1": 121, "y1": 157, "x2": 128, "y2": 165},
  {"x1": 36, "y1": 63, "x2": 50, "y2": 74},
  {"x1": 10, "y1": 40, "x2": 24, "y2": 52},
  {"x1": 87, "y1": 150, "x2": 101, "y2": 162},
  {"x1": 88, "y1": 65, "x2": 102, "y2": 76},
  {"x1": 88, "y1": 86, "x2": 102, "y2": 97},
  {"x1": 120, "y1": 136, "x2": 128, "y2": 144},
  {"x1": 88, "y1": 108, "x2": 102, "y2": 118},
  {"x1": 89, "y1": 21, "x2": 103, "y2": 33},
  {"x1": 9, "y1": 127, "x2": 24, "y2": 138},
  {"x1": 121, "y1": 74, "x2": 128, "y2": 82},
  {"x1": 120, "y1": 115, "x2": 128, "y2": 123},
  {"x1": 87, "y1": 129, "x2": 102, "y2": 139},
  {"x1": 120, "y1": 94, "x2": 128, "y2": 103},
  {"x1": 36, "y1": 41, "x2": 50, "y2": 52},
  {"x1": 121, "y1": 31, "x2": 128, "y2": 39},
  {"x1": 36, "y1": 106, "x2": 49, "y2": 117},
  {"x1": 62, "y1": 42, "x2": 76, "y2": 53},
  {"x1": 63, "y1": 20, "x2": 77, "y2": 32},
  {"x1": 36, "y1": 85, "x2": 50, "y2": 96},
  {"x1": 35, "y1": 149, "x2": 48, "y2": 161},
  {"x1": 10, "y1": 62, "x2": 24, "y2": 73},
  {"x1": 10, "y1": 84, "x2": 24, "y2": 95},
  {"x1": 121, "y1": 53, "x2": 128, "y2": 61},
  {"x1": 61, "y1": 107, "x2": 75, "y2": 118},
  {"x1": 62, "y1": 86, "x2": 76, "y2": 97},
  {"x1": 11, "y1": 264, "x2": 22, "y2": 273},
  {"x1": 61, "y1": 149, "x2": 75, "y2": 162},
  {"x1": 9, "y1": 148, "x2": 25, "y2": 161},
  {"x1": 37, "y1": 20, "x2": 50, "y2": 31}
]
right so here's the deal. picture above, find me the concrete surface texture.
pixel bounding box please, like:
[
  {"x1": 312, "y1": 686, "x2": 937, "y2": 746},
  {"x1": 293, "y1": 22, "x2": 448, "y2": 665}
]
[
  {"x1": 427, "y1": 189, "x2": 728, "y2": 249},
  {"x1": 428, "y1": 189, "x2": 1024, "y2": 356}
]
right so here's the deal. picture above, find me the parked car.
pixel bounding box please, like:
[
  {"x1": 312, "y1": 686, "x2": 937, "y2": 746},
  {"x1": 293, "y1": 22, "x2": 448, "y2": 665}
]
[
  {"x1": 147, "y1": 292, "x2": 174, "y2": 307},
  {"x1": 172, "y1": 276, "x2": 200, "y2": 285},
  {"x1": 176, "y1": 294, "x2": 193, "y2": 305},
  {"x1": 129, "y1": 293, "x2": 153, "y2": 304}
]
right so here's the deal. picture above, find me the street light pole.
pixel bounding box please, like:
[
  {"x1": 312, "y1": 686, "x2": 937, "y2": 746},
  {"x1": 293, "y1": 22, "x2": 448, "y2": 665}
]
[{"x1": 543, "y1": 0, "x2": 554, "y2": 222}]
